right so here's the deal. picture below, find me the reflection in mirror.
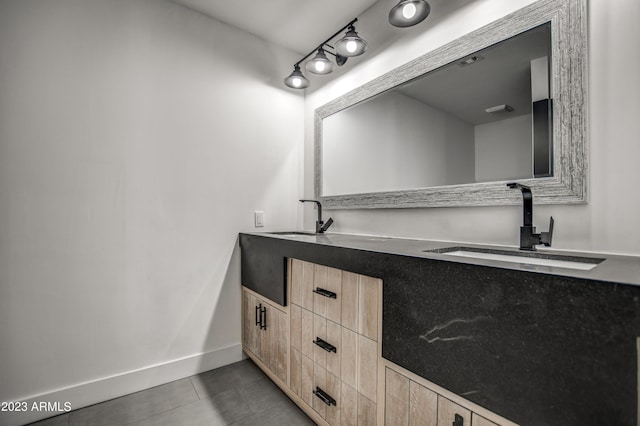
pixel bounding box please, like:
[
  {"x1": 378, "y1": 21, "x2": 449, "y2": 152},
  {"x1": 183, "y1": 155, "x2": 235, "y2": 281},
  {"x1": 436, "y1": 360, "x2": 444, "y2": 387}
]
[{"x1": 322, "y1": 23, "x2": 552, "y2": 197}]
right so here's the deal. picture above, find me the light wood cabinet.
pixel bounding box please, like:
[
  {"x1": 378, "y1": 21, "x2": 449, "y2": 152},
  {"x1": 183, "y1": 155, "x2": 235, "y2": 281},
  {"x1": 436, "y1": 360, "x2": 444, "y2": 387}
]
[
  {"x1": 289, "y1": 259, "x2": 381, "y2": 426},
  {"x1": 384, "y1": 366, "x2": 514, "y2": 426},
  {"x1": 242, "y1": 288, "x2": 288, "y2": 384},
  {"x1": 243, "y1": 258, "x2": 514, "y2": 426}
]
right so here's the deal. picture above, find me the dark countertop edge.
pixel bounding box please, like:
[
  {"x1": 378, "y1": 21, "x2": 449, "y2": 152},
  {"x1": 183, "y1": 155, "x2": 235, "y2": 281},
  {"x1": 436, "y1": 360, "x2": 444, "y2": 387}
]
[{"x1": 240, "y1": 231, "x2": 640, "y2": 288}]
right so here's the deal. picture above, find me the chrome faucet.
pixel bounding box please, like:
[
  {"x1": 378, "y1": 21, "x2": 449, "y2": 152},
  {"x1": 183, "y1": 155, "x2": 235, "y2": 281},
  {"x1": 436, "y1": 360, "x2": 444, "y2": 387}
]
[
  {"x1": 299, "y1": 199, "x2": 333, "y2": 233},
  {"x1": 507, "y1": 183, "x2": 554, "y2": 251}
]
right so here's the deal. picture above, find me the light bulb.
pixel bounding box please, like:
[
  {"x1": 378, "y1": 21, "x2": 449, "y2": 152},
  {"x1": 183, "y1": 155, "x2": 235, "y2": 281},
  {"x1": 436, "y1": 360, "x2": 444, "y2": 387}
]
[
  {"x1": 292, "y1": 77, "x2": 302, "y2": 88},
  {"x1": 315, "y1": 61, "x2": 326, "y2": 73},
  {"x1": 346, "y1": 40, "x2": 358, "y2": 53},
  {"x1": 402, "y1": 3, "x2": 417, "y2": 19}
]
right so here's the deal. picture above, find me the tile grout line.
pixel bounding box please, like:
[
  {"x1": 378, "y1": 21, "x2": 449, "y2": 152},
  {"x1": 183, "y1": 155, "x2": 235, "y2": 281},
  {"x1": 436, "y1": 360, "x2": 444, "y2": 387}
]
[{"x1": 189, "y1": 375, "x2": 204, "y2": 400}]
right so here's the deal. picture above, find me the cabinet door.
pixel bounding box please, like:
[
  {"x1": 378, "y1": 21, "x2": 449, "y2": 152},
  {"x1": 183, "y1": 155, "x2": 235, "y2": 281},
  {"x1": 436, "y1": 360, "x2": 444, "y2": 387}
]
[
  {"x1": 384, "y1": 367, "x2": 437, "y2": 426},
  {"x1": 409, "y1": 381, "x2": 437, "y2": 426},
  {"x1": 264, "y1": 302, "x2": 288, "y2": 384},
  {"x1": 438, "y1": 396, "x2": 471, "y2": 426},
  {"x1": 385, "y1": 368, "x2": 409, "y2": 426},
  {"x1": 243, "y1": 291, "x2": 261, "y2": 358},
  {"x1": 242, "y1": 289, "x2": 288, "y2": 384}
]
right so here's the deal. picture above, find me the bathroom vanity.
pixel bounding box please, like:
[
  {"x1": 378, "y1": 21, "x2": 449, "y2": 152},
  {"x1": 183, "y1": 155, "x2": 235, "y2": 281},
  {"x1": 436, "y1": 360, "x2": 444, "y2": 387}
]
[
  {"x1": 237, "y1": 1, "x2": 621, "y2": 423},
  {"x1": 239, "y1": 231, "x2": 640, "y2": 426}
]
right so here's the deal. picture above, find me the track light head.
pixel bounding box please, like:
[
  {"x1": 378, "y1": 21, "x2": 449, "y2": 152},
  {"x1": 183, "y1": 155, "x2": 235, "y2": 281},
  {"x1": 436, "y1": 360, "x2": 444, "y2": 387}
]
[
  {"x1": 284, "y1": 64, "x2": 309, "y2": 89},
  {"x1": 306, "y1": 48, "x2": 334, "y2": 75},
  {"x1": 389, "y1": 0, "x2": 431, "y2": 27},
  {"x1": 335, "y1": 25, "x2": 368, "y2": 57}
]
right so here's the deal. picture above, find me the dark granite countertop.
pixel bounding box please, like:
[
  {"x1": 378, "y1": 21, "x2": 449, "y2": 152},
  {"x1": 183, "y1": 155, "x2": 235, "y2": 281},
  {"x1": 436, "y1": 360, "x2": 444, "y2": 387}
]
[{"x1": 242, "y1": 231, "x2": 640, "y2": 287}]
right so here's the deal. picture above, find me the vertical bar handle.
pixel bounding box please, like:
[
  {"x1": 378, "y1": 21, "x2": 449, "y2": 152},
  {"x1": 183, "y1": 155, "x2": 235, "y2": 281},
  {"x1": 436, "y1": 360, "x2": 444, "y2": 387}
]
[{"x1": 260, "y1": 306, "x2": 267, "y2": 330}]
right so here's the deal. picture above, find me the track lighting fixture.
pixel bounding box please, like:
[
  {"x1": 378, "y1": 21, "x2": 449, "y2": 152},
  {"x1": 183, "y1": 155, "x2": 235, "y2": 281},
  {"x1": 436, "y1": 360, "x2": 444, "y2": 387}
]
[
  {"x1": 284, "y1": 18, "x2": 367, "y2": 89},
  {"x1": 389, "y1": 0, "x2": 431, "y2": 27}
]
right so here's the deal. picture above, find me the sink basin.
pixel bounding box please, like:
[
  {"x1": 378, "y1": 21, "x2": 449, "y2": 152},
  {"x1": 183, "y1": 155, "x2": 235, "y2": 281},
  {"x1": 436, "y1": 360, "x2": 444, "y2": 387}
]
[
  {"x1": 269, "y1": 231, "x2": 318, "y2": 237},
  {"x1": 426, "y1": 246, "x2": 605, "y2": 271}
]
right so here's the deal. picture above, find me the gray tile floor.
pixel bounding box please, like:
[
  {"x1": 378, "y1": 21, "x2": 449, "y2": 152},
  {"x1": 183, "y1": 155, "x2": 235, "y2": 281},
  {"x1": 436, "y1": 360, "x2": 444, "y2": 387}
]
[{"x1": 29, "y1": 359, "x2": 315, "y2": 426}]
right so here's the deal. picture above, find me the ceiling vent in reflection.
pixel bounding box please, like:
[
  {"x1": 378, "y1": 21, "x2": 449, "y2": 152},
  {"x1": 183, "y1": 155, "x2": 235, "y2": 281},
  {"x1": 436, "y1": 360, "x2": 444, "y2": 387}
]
[{"x1": 485, "y1": 104, "x2": 514, "y2": 113}]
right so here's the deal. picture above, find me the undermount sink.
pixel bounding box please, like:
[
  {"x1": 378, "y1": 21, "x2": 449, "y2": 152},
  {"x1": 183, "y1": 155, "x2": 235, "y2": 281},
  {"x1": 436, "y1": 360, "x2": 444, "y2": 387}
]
[
  {"x1": 269, "y1": 231, "x2": 318, "y2": 237},
  {"x1": 426, "y1": 246, "x2": 605, "y2": 271}
]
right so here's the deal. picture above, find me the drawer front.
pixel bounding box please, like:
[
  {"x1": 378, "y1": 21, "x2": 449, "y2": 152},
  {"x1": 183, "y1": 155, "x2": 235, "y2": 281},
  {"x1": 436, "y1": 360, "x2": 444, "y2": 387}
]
[
  {"x1": 290, "y1": 259, "x2": 380, "y2": 342},
  {"x1": 291, "y1": 304, "x2": 378, "y2": 402},
  {"x1": 301, "y1": 312, "x2": 341, "y2": 377},
  {"x1": 312, "y1": 264, "x2": 342, "y2": 323},
  {"x1": 291, "y1": 349, "x2": 377, "y2": 426},
  {"x1": 311, "y1": 364, "x2": 341, "y2": 424}
]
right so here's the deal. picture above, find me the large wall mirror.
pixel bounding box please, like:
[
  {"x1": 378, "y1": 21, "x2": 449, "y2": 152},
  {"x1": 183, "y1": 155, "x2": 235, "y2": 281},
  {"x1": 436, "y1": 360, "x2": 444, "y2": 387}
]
[{"x1": 314, "y1": 0, "x2": 587, "y2": 209}]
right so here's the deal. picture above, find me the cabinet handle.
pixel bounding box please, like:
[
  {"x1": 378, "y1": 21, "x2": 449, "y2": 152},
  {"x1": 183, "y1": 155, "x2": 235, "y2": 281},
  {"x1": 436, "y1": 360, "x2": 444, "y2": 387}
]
[
  {"x1": 313, "y1": 287, "x2": 337, "y2": 299},
  {"x1": 453, "y1": 414, "x2": 464, "y2": 426},
  {"x1": 260, "y1": 306, "x2": 267, "y2": 330},
  {"x1": 313, "y1": 386, "x2": 336, "y2": 406},
  {"x1": 255, "y1": 304, "x2": 260, "y2": 326},
  {"x1": 313, "y1": 337, "x2": 337, "y2": 353}
]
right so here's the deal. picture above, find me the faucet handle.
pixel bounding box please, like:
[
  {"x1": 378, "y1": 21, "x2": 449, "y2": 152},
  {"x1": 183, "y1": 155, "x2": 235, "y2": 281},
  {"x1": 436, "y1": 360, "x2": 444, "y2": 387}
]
[
  {"x1": 319, "y1": 217, "x2": 334, "y2": 233},
  {"x1": 540, "y1": 216, "x2": 554, "y2": 246}
]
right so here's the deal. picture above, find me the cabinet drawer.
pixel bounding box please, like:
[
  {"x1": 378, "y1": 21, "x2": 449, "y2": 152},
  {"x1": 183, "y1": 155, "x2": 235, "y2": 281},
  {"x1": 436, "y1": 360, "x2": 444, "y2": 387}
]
[
  {"x1": 294, "y1": 352, "x2": 341, "y2": 425},
  {"x1": 311, "y1": 364, "x2": 341, "y2": 425},
  {"x1": 299, "y1": 311, "x2": 341, "y2": 377},
  {"x1": 291, "y1": 305, "x2": 378, "y2": 402},
  {"x1": 291, "y1": 350, "x2": 376, "y2": 426},
  {"x1": 290, "y1": 258, "x2": 380, "y2": 341},
  {"x1": 291, "y1": 259, "x2": 342, "y2": 321}
]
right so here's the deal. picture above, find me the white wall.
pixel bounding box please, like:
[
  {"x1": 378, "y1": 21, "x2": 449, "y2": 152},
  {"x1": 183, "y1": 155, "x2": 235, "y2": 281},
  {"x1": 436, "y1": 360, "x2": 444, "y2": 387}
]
[
  {"x1": 323, "y1": 91, "x2": 474, "y2": 195},
  {"x1": 304, "y1": 0, "x2": 640, "y2": 256},
  {"x1": 474, "y1": 114, "x2": 532, "y2": 182},
  {"x1": 0, "y1": 0, "x2": 302, "y2": 424}
]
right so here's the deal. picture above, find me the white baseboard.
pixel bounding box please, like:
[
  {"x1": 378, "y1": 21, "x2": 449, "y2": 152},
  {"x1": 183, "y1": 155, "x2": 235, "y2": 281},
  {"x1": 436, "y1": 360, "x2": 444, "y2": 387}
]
[{"x1": 1, "y1": 344, "x2": 243, "y2": 426}]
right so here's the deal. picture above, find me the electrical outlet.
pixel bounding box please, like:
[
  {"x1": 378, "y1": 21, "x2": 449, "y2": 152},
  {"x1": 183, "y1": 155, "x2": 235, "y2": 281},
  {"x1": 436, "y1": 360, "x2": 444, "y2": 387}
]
[{"x1": 254, "y1": 211, "x2": 264, "y2": 227}]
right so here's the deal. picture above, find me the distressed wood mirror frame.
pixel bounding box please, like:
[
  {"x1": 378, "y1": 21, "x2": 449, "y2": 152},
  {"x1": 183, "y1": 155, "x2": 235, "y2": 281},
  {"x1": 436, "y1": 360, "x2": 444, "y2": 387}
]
[{"x1": 314, "y1": 0, "x2": 587, "y2": 209}]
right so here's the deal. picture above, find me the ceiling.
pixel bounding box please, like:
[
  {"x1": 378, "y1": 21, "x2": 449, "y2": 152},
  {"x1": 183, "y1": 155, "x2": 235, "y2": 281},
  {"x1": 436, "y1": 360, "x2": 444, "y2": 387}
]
[
  {"x1": 170, "y1": 0, "x2": 383, "y2": 55},
  {"x1": 397, "y1": 23, "x2": 551, "y2": 125}
]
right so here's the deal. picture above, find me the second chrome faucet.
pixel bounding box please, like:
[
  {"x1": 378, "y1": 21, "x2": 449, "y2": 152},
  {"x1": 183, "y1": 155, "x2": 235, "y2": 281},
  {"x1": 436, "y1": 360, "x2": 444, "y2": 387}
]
[{"x1": 300, "y1": 199, "x2": 333, "y2": 234}]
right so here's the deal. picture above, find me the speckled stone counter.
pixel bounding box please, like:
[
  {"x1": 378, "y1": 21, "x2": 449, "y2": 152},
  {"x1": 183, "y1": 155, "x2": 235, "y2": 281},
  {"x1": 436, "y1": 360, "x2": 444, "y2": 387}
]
[{"x1": 239, "y1": 231, "x2": 640, "y2": 426}]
